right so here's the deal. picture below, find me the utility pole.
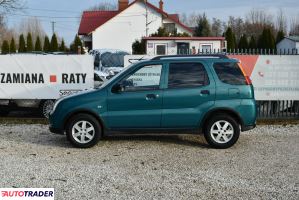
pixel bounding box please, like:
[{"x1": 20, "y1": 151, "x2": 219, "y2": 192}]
[
  {"x1": 51, "y1": 21, "x2": 56, "y2": 35},
  {"x1": 145, "y1": 0, "x2": 148, "y2": 37}
]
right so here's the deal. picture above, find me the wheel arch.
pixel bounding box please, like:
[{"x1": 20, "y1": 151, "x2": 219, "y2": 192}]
[
  {"x1": 63, "y1": 109, "x2": 106, "y2": 134},
  {"x1": 200, "y1": 108, "x2": 244, "y2": 131}
]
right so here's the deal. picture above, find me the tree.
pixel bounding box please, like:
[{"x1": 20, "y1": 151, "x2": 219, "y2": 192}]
[
  {"x1": 9, "y1": 37, "x2": 15, "y2": 53},
  {"x1": 50, "y1": 33, "x2": 58, "y2": 52},
  {"x1": 71, "y1": 35, "x2": 83, "y2": 54},
  {"x1": 132, "y1": 39, "x2": 146, "y2": 55},
  {"x1": 88, "y1": 2, "x2": 117, "y2": 11},
  {"x1": 257, "y1": 28, "x2": 275, "y2": 49},
  {"x1": 43, "y1": 35, "x2": 50, "y2": 52},
  {"x1": 276, "y1": 30, "x2": 285, "y2": 44},
  {"x1": 228, "y1": 16, "x2": 244, "y2": 41},
  {"x1": 276, "y1": 9, "x2": 287, "y2": 34},
  {"x1": 34, "y1": 36, "x2": 42, "y2": 51},
  {"x1": 225, "y1": 27, "x2": 236, "y2": 50},
  {"x1": 194, "y1": 13, "x2": 211, "y2": 36},
  {"x1": 151, "y1": 27, "x2": 169, "y2": 37},
  {"x1": 26, "y1": 32, "x2": 33, "y2": 52},
  {"x1": 238, "y1": 34, "x2": 248, "y2": 50},
  {"x1": 289, "y1": 17, "x2": 299, "y2": 35},
  {"x1": 211, "y1": 18, "x2": 224, "y2": 36},
  {"x1": 18, "y1": 34, "x2": 26, "y2": 52},
  {"x1": 248, "y1": 36, "x2": 257, "y2": 49},
  {"x1": 19, "y1": 17, "x2": 46, "y2": 44},
  {"x1": 1, "y1": 40, "x2": 9, "y2": 54},
  {"x1": 59, "y1": 39, "x2": 66, "y2": 52},
  {"x1": 0, "y1": 0, "x2": 24, "y2": 13}
]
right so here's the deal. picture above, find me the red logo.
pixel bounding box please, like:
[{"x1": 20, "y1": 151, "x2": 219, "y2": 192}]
[{"x1": 50, "y1": 75, "x2": 57, "y2": 83}]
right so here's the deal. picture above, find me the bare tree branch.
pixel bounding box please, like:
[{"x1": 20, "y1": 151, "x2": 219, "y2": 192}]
[{"x1": 0, "y1": 0, "x2": 25, "y2": 13}]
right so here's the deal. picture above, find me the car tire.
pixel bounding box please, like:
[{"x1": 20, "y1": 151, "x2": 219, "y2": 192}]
[
  {"x1": 66, "y1": 114, "x2": 102, "y2": 148},
  {"x1": 204, "y1": 114, "x2": 240, "y2": 149},
  {"x1": 39, "y1": 100, "x2": 55, "y2": 118}
]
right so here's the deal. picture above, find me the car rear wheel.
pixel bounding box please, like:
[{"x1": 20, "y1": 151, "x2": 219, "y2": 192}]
[
  {"x1": 204, "y1": 115, "x2": 240, "y2": 149},
  {"x1": 66, "y1": 114, "x2": 102, "y2": 148}
]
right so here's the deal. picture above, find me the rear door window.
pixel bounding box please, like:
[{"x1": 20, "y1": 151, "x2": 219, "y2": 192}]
[
  {"x1": 168, "y1": 62, "x2": 209, "y2": 89},
  {"x1": 213, "y1": 62, "x2": 246, "y2": 85}
]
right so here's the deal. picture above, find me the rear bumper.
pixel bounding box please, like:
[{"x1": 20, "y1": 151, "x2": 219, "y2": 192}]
[{"x1": 241, "y1": 124, "x2": 256, "y2": 132}]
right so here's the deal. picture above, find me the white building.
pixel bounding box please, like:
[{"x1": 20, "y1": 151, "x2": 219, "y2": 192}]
[
  {"x1": 78, "y1": 0, "x2": 193, "y2": 53},
  {"x1": 143, "y1": 37, "x2": 227, "y2": 56},
  {"x1": 277, "y1": 36, "x2": 299, "y2": 54}
]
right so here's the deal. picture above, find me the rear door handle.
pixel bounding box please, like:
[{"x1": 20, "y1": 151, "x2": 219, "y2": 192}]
[
  {"x1": 146, "y1": 94, "x2": 159, "y2": 100},
  {"x1": 200, "y1": 90, "x2": 210, "y2": 95}
]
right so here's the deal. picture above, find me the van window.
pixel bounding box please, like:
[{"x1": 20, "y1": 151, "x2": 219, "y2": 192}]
[
  {"x1": 213, "y1": 62, "x2": 246, "y2": 85},
  {"x1": 168, "y1": 63, "x2": 209, "y2": 89}
]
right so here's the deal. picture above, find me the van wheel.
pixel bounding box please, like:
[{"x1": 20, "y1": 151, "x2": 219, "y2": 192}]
[
  {"x1": 40, "y1": 100, "x2": 54, "y2": 118},
  {"x1": 66, "y1": 114, "x2": 102, "y2": 148},
  {"x1": 204, "y1": 115, "x2": 240, "y2": 149}
]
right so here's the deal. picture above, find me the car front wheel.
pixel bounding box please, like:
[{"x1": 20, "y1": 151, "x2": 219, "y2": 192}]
[
  {"x1": 204, "y1": 115, "x2": 240, "y2": 149},
  {"x1": 66, "y1": 114, "x2": 102, "y2": 148}
]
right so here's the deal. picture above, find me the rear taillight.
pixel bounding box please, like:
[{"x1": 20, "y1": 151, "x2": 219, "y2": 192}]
[
  {"x1": 238, "y1": 63, "x2": 252, "y2": 85},
  {"x1": 245, "y1": 76, "x2": 252, "y2": 85}
]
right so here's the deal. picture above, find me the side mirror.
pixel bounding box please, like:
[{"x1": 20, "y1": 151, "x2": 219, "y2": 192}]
[{"x1": 111, "y1": 84, "x2": 123, "y2": 93}]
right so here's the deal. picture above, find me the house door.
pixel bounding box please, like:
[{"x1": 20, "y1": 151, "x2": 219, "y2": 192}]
[{"x1": 177, "y1": 43, "x2": 190, "y2": 55}]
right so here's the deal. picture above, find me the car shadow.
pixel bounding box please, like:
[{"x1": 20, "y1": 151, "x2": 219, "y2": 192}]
[{"x1": 101, "y1": 134, "x2": 210, "y2": 149}]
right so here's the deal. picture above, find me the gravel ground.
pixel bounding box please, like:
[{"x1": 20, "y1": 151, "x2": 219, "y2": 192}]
[{"x1": 0, "y1": 124, "x2": 298, "y2": 200}]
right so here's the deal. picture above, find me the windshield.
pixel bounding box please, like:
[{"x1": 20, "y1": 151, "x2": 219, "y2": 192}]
[{"x1": 99, "y1": 63, "x2": 135, "y2": 89}]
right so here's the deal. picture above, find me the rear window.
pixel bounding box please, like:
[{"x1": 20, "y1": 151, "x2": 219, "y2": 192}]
[{"x1": 213, "y1": 62, "x2": 246, "y2": 85}]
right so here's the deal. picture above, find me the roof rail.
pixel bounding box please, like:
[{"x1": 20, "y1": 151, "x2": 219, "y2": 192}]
[{"x1": 151, "y1": 54, "x2": 229, "y2": 60}]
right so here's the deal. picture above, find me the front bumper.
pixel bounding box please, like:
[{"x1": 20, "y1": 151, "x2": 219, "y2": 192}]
[{"x1": 49, "y1": 125, "x2": 64, "y2": 135}]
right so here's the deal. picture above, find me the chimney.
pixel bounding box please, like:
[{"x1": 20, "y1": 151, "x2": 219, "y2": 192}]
[
  {"x1": 119, "y1": 0, "x2": 129, "y2": 11},
  {"x1": 159, "y1": 0, "x2": 164, "y2": 11}
]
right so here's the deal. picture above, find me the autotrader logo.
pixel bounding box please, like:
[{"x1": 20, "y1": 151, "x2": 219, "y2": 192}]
[{"x1": 0, "y1": 188, "x2": 54, "y2": 200}]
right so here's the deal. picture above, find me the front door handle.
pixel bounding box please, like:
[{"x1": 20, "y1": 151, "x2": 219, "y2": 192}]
[
  {"x1": 200, "y1": 90, "x2": 210, "y2": 95},
  {"x1": 146, "y1": 94, "x2": 159, "y2": 100}
]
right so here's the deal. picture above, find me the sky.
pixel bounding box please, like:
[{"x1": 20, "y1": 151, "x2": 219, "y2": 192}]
[{"x1": 5, "y1": 0, "x2": 299, "y2": 45}]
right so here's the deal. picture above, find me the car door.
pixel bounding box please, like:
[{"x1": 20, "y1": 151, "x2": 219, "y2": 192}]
[
  {"x1": 107, "y1": 63, "x2": 164, "y2": 129},
  {"x1": 161, "y1": 61, "x2": 216, "y2": 128}
]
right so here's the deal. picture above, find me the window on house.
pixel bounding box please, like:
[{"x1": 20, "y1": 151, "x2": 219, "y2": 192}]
[
  {"x1": 201, "y1": 45, "x2": 212, "y2": 53},
  {"x1": 156, "y1": 45, "x2": 166, "y2": 55},
  {"x1": 164, "y1": 23, "x2": 176, "y2": 34},
  {"x1": 168, "y1": 63, "x2": 209, "y2": 89}
]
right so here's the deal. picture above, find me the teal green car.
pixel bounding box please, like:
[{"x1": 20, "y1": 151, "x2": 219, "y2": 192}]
[{"x1": 49, "y1": 55, "x2": 256, "y2": 149}]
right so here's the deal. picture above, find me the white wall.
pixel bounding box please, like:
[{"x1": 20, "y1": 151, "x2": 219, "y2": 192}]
[
  {"x1": 146, "y1": 40, "x2": 224, "y2": 56},
  {"x1": 277, "y1": 38, "x2": 297, "y2": 53},
  {"x1": 92, "y1": 2, "x2": 162, "y2": 53}
]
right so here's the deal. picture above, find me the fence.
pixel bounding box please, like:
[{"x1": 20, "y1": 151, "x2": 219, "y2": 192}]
[
  {"x1": 257, "y1": 101, "x2": 299, "y2": 119},
  {"x1": 176, "y1": 48, "x2": 299, "y2": 55}
]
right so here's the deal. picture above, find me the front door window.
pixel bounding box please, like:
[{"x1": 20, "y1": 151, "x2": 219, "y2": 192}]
[{"x1": 120, "y1": 64, "x2": 162, "y2": 92}]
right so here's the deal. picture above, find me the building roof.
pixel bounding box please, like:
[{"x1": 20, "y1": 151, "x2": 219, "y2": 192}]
[
  {"x1": 142, "y1": 37, "x2": 226, "y2": 41},
  {"x1": 286, "y1": 36, "x2": 299, "y2": 42},
  {"x1": 78, "y1": 0, "x2": 193, "y2": 35}
]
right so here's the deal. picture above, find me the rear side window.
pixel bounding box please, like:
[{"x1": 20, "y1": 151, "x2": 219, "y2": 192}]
[
  {"x1": 168, "y1": 63, "x2": 209, "y2": 89},
  {"x1": 213, "y1": 62, "x2": 246, "y2": 85}
]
